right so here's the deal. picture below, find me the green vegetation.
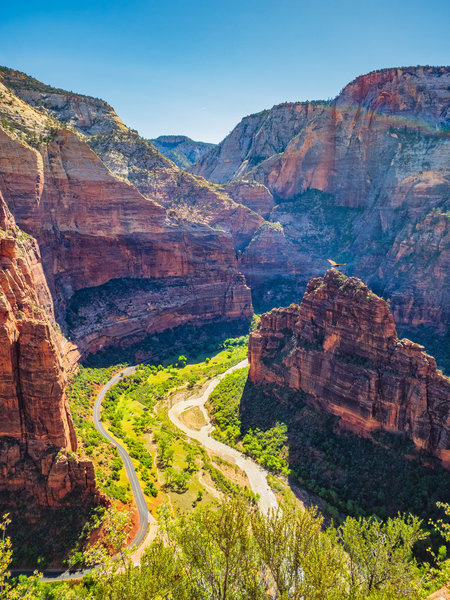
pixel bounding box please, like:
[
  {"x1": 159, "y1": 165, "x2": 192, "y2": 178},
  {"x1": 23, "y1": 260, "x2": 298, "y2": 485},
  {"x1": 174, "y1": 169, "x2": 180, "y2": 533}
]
[
  {"x1": 207, "y1": 371, "x2": 450, "y2": 535},
  {"x1": 3, "y1": 499, "x2": 450, "y2": 599},
  {"x1": 74, "y1": 335, "x2": 252, "y2": 516},
  {"x1": 208, "y1": 367, "x2": 289, "y2": 474},
  {"x1": 67, "y1": 365, "x2": 131, "y2": 503},
  {"x1": 82, "y1": 315, "x2": 251, "y2": 368}
]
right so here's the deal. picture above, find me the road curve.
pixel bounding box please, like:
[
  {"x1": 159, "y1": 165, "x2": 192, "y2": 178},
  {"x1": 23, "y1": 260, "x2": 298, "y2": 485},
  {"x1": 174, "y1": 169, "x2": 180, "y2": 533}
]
[
  {"x1": 15, "y1": 366, "x2": 154, "y2": 582},
  {"x1": 93, "y1": 365, "x2": 152, "y2": 550},
  {"x1": 14, "y1": 359, "x2": 276, "y2": 581},
  {"x1": 168, "y1": 359, "x2": 278, "y2": 514}
]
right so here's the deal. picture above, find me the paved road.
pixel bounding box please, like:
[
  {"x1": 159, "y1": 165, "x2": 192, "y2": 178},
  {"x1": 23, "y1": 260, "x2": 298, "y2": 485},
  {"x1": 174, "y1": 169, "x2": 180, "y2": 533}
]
[
  {"x1": 168, "y1": 359, "x2": 278, "y2": 515},
  {"x1": 13, "y1": 359, "x2": 277, "y2": 581},
  {"x1": 92, "y1": 366, "x2": 152, "y2": 550},
  {"x1": 12, "y1": 365, "x2": 154, "y2": 582}
]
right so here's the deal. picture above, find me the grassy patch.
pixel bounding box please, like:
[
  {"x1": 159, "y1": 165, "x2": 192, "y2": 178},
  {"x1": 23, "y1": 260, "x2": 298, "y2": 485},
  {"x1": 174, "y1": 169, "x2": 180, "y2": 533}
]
[{"x1": 96, "y1": 336, "x2": 253, "y2": 515}]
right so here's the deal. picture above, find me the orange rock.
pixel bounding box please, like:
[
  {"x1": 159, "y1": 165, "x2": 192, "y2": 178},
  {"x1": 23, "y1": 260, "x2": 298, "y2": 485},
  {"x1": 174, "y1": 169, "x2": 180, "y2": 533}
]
[
  {"x1": 0, "y1": 194, "x2": 98, "y2": 507},
  {"x1": 249, "y1": 269, "x2": 450, "y2": 464}
]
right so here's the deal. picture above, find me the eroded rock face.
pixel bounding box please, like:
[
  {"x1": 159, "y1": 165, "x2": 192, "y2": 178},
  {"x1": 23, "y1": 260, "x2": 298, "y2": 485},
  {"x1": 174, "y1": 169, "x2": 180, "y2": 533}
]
[
  {"x1": 190, "y1": 102, "x2": 327, "y2": 183},
  {"x1": 191, "y1": 67, "x2": 450, "y2": 333},
  {"x1": 0, "y1": 80, "x2": 253, "y2": 356},
  {"x1": 221, "y1": 181, "x2": 275, "y2": 219},
  {"x1": 0, "y1": 194, "x2": 97, "y2": 506},
  {"x1": 249, "y1": 270, "x2": 450, "y2": 465}
]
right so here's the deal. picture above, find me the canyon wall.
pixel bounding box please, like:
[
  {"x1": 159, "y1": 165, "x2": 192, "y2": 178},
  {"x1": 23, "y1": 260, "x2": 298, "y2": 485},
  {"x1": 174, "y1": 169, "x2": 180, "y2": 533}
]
[
  {"x1": 0, "y1": 193, "x2": 97, "y2": 506},
  {"x1": 150, "y1": 135, "x2": 215, "y2": 169},
  {"x1": 248, "y1": 269, "x2": 450, "y2": 465},
  {"x1": 0, "y1": 76, "x2": 253, "y2": 356},
  {"x1": 191, "y1": 67, "x2": 450, "y2": 333}
]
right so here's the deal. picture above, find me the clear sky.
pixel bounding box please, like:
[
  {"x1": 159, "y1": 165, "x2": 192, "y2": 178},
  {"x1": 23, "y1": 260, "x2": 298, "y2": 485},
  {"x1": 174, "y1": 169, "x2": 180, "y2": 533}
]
[{"x1": 1, "y1": 0, "x2": 449, "y2": 143}]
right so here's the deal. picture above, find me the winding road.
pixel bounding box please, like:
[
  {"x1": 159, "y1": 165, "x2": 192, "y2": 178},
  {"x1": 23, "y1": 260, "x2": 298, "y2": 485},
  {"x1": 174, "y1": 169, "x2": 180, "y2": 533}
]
[
  {"x1": 14, "y1": 358, "x2": 277, "y2": 581},
  {"x1": 93, "y1": 365, "x2": 153, "y2": 551},
  {"x1": 168, "y1": 359, "x2": 278, "y2": 515}
]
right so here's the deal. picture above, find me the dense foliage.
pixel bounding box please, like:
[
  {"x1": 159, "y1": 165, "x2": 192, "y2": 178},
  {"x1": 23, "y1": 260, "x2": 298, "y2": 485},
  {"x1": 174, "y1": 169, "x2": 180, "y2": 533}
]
[
  {"x1": 5, "y1": 500, "x2": 450, "y2": 599},
  {"x1": 209, "y1": 368, "x2": 289, "y2": 474}
]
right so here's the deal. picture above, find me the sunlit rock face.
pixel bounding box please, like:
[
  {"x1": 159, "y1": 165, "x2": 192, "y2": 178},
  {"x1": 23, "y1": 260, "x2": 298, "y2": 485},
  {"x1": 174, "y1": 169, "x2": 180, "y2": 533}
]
[
  {"x1": 0, "y1": 193, "x2": 98, "y2": 506},
  {"x1": 0, "y1": 76, "x2": 253, "y2": 357},
  {"x1": 191, "y1": 67, "x2": 450, "y2": 332},
  {"x1": 249, "y1": 270, "x2": 450, "y2": 466}
]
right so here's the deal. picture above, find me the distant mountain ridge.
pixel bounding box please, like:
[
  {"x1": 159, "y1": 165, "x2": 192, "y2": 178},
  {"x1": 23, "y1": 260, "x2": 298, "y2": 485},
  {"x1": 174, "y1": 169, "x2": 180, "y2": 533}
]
[{"x1": 150, "y1": 135, "x2": 215, "y2": 169}]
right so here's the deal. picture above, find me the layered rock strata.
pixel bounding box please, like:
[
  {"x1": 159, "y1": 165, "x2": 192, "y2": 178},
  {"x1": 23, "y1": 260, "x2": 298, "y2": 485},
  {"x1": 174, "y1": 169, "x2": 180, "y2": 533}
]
[
  {"x1": 192, "y1": 67, "x2": 450, "y2": 331},
  {"x1": 0, "y1": 78, "x2": 253, "y2": 355},
  {"x1": 249, "y1": 270, "x2": 450, "y2": 465},
  {"x1": 0, "y1": 194, "x2": 97, "y2": 506}
]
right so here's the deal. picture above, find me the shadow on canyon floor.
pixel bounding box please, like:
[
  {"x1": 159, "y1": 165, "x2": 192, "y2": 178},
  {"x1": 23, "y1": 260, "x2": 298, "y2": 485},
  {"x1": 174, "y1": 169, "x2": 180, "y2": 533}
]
[
  {"x1": 0, "y1": 493, "x2": 98, "y2": 569},
  {"x1": 83, "y1": 319, "x2": 252, "y2": 368},
  {"x1": 239, "y1": 380, "x2": 450, "y2": 559}
]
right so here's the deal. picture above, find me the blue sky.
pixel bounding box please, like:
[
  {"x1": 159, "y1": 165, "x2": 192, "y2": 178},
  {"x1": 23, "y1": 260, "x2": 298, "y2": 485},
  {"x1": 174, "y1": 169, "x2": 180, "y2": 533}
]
[{"x1": 1, "y1": 0, "x2": 449, "y2": 143}]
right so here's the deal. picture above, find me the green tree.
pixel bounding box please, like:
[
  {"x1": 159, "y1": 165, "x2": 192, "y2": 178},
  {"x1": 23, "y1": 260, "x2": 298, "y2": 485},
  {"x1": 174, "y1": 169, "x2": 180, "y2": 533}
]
[
  {"x1": 0, "y1": 514, "x2": 43, "y2": 600},
  {"x1": 165, "y1": 496, "x2": 266, "y2": 600},
  {"x1": 338, "y1": 514, "x2": 426, "y2": 599},
  {"x1": 251, "y1": 503, "x2": 347, "y2": 600}
]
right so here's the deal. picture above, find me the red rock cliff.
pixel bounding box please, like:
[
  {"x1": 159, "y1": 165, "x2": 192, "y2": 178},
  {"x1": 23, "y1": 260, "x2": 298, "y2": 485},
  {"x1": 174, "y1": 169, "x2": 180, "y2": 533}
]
[
  {"x1": 191, "y1": 67, "x2": 450, "y2": 331},
  {"x1": 0, "y1": 193, "x2": 97, "y2": 506},
  {"x1": 248, "y1": 269, "x2": 450, "y2": 466},
  {"x1": 0, "y1": 81, "x2": 253, "y2": 356}
]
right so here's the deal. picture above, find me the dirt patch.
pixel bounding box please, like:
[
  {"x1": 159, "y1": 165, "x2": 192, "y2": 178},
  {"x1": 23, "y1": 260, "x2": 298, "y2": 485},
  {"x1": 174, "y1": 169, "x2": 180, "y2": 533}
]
[
  {"x1": 211, "y1": 456, "x2": 251, "y2": 489},
  {"x1": 180, "y1": 406, "x2": 207, "y2": 430}
]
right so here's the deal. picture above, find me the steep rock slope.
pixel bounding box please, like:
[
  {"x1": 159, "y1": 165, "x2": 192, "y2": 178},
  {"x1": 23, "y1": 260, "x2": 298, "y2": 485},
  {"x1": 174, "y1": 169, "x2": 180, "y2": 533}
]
[
  {"x1": 193, "y1": 67, "x2": 450, "y2": 333},
  {"x1": 0, "y1": 193, "x2": 97, "y2": 506},
  {"x1": 190, "y1": 101, "x2": 328, "y2": 183},
  {"x1": 150, "y1": 135, "x2": 215, "y2": 169},
  {"x1": 0, "y1": 67, "x2": 265, "y2": 254},
  {"x1": 0, "y1": 78, "x2": 253, "y2": 356},
  {"x1": 249, "y1": 270, "x2": 450, "y2": 465}
]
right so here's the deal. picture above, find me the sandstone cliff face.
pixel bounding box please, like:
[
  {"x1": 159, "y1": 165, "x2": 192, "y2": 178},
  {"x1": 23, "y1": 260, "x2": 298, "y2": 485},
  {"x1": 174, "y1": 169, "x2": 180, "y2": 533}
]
[
  {"x1": 0, "y1": 78, "x2": 253, "y2": 356},
  {"x1": 150, "y1": 135, "x2": 215, "y2": 169},
  {"x1": 190, "y1": 102, "x2": 327, "y2": 183},
  {"x1": 249, "y1": 270, "x2": 450, "y2": 465},
  {"x1": 221, "y1": 181, "x2": 275, "y2": 218},
  {"x1": 192, "y1": 67, "x2": 450, "y2": 333},
  {"x1": 0, "y1": 193, "x2": 97, "y2": 506},
  {"x1": 0, "y1": 67, "x2": 266, "y2": 273}
]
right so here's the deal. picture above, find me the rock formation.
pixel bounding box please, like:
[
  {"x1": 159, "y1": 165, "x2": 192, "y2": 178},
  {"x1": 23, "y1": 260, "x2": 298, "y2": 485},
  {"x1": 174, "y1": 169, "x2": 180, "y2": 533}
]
[
  {"x1": 191, "y1": 67, "x2": 450, "y2": 335},
  {"x1": 150, "y1": 135, "x2": 215, "y2": 169},
  {"x1": 0, "y1": 74, "x2": 253, "y2": 356},
  {"x1": 248, "y1": 270, "x2": 450, "y2": 466},
  {"x1": 190, "y1": 101, "x2": 326, "y2": 183},
  {"x1": 0, "y1": 193, "x2": 97, "y2": 506}
]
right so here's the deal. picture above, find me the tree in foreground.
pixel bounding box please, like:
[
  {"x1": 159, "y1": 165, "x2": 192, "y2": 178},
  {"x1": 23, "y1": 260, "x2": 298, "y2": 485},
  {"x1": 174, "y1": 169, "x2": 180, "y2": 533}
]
[
  {"x1": 338, "y1": 514, "x2": 426, "y2": 599},
  {"x1": 1, "y1": 499, "x2": 437, "y2": 599},
  {"x1": 0, "y1": 514, "x2": 42, "y2": 600}
]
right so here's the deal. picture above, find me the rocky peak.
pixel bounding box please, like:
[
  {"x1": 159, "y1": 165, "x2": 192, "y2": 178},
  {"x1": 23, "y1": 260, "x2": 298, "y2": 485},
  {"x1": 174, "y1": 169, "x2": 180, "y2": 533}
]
[
  {"x1": 150, "y1": 135, "x2": 215, "y2": 169},
  {"x1": 337, "y1": 66, "x2": 450, "y2": 127},
  {"x1": 0, "y1": 65, "x2": 127, "y2": 136},
  {"x1": 249, "y1": 270, "x2": 450, "y2": 465},
  {"x1": 189, "y1": 101, "x2": 329, "y2": 183}
]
